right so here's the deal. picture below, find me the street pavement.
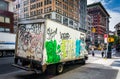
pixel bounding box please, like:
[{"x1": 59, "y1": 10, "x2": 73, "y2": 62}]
[
  {"x1": 0, "y1": 53, "x2": 120, "y2": 79},
  {"x1": 51, "y1": 54, "x2": 120, "y2": 79},
  {"x1": 0, "y1": 57, "x2": 19, "y2": 74}
]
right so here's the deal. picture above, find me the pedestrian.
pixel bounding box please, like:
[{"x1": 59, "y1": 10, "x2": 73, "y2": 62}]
[
  {"x1": 101, "y1": 48, "x2": 104, "y2": 58},
  {"x1": 101, "y1": 51, "x2": 104, "y2": 58},
  {"x1": 92, "y1": 47, "x2": 95, "y2": 56}
]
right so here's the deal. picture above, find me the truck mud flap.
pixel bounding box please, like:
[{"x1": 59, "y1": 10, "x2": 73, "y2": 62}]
[{"x1": 12, "y1": 64, "x2": 42, "y2": 74}]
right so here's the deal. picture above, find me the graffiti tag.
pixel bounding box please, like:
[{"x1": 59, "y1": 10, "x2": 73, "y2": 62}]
[
  {"x1": 47, "y1": 28, "x2": 57, "y2": 40},
  {"x1": 60, "y1": 32, "x2": 70, "y2": 39}
]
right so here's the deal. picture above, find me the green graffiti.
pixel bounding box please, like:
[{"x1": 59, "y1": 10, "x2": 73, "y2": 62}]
[{"x1": 45, "y1": 40, "x2": 61, "y2": 63}]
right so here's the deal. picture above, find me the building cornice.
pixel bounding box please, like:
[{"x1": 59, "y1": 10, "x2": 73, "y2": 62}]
[{"x1": 87, "y1": 2, "x2": 110, "y2": 17}]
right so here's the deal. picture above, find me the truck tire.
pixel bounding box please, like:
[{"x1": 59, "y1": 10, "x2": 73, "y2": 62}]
[
  {"x1": 46, "y1": 65, "x2": 56, "y2": 75},
  {"x1": 3, "y1": 51, "x2": 6, "y2": 57},
  {"x1": 14, "y1": 58, "x2": 18, "y2": 64},
  {"x1": 81, "y1": 58, "x2": 86, "y2": 65},
  {"x1": 56, "y1": 63, "x2": 64, "y2": 74},
  {"x1": 0, "y1": 52, "x2": 3, "y2": 57}
]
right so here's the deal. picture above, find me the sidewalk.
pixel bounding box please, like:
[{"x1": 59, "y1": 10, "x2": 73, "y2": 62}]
[{"x1": 88, "y1": 53, "x2": 120, "y2": 79}]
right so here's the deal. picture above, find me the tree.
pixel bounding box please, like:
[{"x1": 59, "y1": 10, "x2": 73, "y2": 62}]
[{"x1": 113, "y1": 35, "x2": 119, "y2": 46}]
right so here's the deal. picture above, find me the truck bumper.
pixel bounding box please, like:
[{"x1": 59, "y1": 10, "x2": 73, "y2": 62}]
[
  {"x1": 85, "y1": 56, "x2": 88, "y2": 60},
  {"x1": 12, "y1": 64, "x2": 42, "y2": 74}
]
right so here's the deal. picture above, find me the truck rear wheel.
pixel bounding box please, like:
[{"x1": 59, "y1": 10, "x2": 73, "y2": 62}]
[
  {"x1": 0, "y1": 52, "x2": 3, "y2": 57},
  {"x1": 14, "y1": 58, "x2": 18, "y2": 64},
  {"x1": 56, "y1": 63, "x2": 64, "y2": 74}
]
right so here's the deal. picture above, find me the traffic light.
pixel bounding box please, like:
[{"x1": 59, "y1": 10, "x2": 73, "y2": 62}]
[{"x1": 91, "y1": 27, "x2": 96, "y2": 33}]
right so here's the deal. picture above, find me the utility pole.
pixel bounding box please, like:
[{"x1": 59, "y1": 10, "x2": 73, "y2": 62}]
[
  {"x1": 105, "y1": 16, "x2": 112, "y2": 58},
  {"x1": 91, "y1": 27, "x2": 96, "y2": 46}
]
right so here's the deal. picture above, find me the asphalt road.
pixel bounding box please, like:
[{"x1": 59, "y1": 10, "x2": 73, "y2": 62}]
[
  {"x1": 0, "y1": 54, "x2": 120, "y2": 79},
  {"x1": 0, "y1": 57, "x2": 19, "y2": 74}
]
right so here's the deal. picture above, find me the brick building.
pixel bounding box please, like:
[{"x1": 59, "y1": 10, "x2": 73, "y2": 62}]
[
  {"x1": 0, "y1": 0, "x2": 14, "y2": 33},
  {"x1": 13, "y1": 0, "x2": 87, "y2": 32},
  {"x1": 87, "y1": 2, "x2": 110, "y2": 46},
  {"x1": 114, "y1": 23, "x2": 120, "y2": 36}
]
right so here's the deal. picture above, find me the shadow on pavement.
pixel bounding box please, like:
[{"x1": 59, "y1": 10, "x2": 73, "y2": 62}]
[
  {"x1": 0, "y1": 59, "x2": 119, "y2": 79},
  {"x1": 14, "y1": 63, "x2": 84, "y2": 79},
  {"x1": 83, "y1": 63, "x2": 119, "y2": 79},
  {"x1": 14, "y1": 63, "x2": 119, "y2": 79},
  {"x1": 111, "y1": 60, "x2": 120, "y2": 67}
]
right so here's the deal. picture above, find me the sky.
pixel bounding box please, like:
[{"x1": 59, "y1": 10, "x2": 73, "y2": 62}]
[{"x1": 87, "y1": 0, "x2": 120, "y2": 31}]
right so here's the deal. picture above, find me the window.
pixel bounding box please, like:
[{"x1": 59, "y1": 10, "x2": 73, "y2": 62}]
[
  {"x1": 44, "y1": 6, "x2": 52, "y2": 13},
  {"x1": 24, "y1": 1, "x2": 29, "y2": 6},
  {"x1": 0, "y1": 16, "x2": 10, "y2": 23},
  {"x1": 74, "y1": 22, "x2": 78, "y2": 28},
  {"x1": 44, "y1": 0, "x2": 52, "y2": 5},
  {"x1": 37, "y1": 2, "x2": 43, "y2": 8},
  {"x1": 24, "y1": 7, "x2": 28, "y2": 12},
  {"x1": 24, "y1": 13, "x2": 29, "y2": 18},
  {"x1": 63, "y1": 12, "x2": 67, "y2": 17},
  {"x1": 37, "y1": 9, "x2": 43, "y2": 15},
  {"x1": 30, "y1": 0, "x2": 36, "y2": 3},
  {"x1": 0, "y1": 1, "x2": 8, "y2": 11},
  {"x1": 5, "y1": 17, "x2": 10, "y2": 23},
  {"x1": 16, "y1": 4, "x2": 20, "y2": 9},
  {"x1": 30, "y1": 4, "x2": 36, "y2": 9},
  {"x1": 56, "y1": 14, "x2": 62, "y2": 22},
  {"x1": 69, "y1": 19, "x2": 73, "y2": 25},
  {"x1": 63, "y1": 0, "x2": 68, "y2": 3},
  {"x1": 63, "y1": 4, "x2": 68, "y2": 10},
  {"x1": 44, "y1": 14, "x2": 51, "y2": 19},
  {"x1": 30, "y1": 11, "x2": 37, "y2": 16},
  {"x1": 0, "y1": 16, "x2": 4, "y2": 23},
  {"x1": 5, "y1": 28, "x2": 10, "y2": 32},
  {"x1": 56, "y1": 1, "x2": 62, "y2": 7},
  {"x1": 0, "y1": 27, "x2": 10, "y2": 32},
  {"x1": 56, "y1": 7, "x2": 62, "y2": 14},
  {"x1": 63, "y1": 17, "x2": 68, "y2": 25},
  {"x1": 0, "y1": 27, "x2": 4, "y2": 32}
]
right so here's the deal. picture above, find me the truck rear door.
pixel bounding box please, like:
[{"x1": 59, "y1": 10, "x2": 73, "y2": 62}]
[{"x1": 16, "y1": 22, "x2": 45, "y2": 62}]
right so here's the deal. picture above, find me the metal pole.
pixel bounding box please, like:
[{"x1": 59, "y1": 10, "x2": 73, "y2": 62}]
[
  {"x1": 106, "y1": 16, "x2": 110, "y2": 58},
  {"x1": 106, "y1": 42, "x2": 108, "y2": 58}
]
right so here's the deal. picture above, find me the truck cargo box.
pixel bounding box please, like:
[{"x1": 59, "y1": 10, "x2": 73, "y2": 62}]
[{"x1": 14, "y1": 19, "x2": 88, "y2": 74}]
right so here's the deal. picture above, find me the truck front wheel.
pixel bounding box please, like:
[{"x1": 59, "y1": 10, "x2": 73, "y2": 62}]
[
  {"x1": 81, "y1": 58, "x2": 86, "y2": 65},
  {"x1": 56, "y1": 63, "x2": 64, "y2": 74}
]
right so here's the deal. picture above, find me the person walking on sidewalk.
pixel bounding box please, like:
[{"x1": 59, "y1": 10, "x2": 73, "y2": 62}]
[
  {"x1": 101, "y1": 48, "x2": 104, "y2": 58},
  {"x1": 92, "y1": 47, "x2": 95, "y2": 56}
]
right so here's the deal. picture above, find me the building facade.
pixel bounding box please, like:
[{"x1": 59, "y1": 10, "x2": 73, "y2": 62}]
[
  {"x1": 0, "y1": 0, "x2": 14, "y2": 33},
  {"x1": 87, "y1": 2, "x2": 110, "y2": 46},
  {"x1": 79, "y1": 0, "x2": 87, "y2": 31},
  {"x1": 86, "y1": 15, "x2": 92, "y2": 45},
  {"x1": 114, "y1": 22, "x2": 120, "y2": 36},
  {"x1": 14, "y1": 0, "x2": 87, "y2": 32}
]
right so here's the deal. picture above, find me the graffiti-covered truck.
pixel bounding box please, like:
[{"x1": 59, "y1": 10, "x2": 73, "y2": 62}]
[{"x1": 13, "y1": 19, "x2": 88, "y2": 74}]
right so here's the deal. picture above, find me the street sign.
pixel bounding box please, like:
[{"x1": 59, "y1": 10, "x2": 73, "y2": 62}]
[
  {"x1": 108, "y1": 37, "x2": 114, "y2": 42},
  {"x1": 104, "y1": 34, "x2": 108, "y2": 38},
  {"x1": 104, "y1": 34, "x2": 108, "y2": 43}
]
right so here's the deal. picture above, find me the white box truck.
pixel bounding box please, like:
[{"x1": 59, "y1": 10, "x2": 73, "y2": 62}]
[
  {"x1": 13, "y1": 19, "x2": 88, "y2": 74},
  {"x1": 0, "y1": 32, "x2": 16, "y2": 57}
]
